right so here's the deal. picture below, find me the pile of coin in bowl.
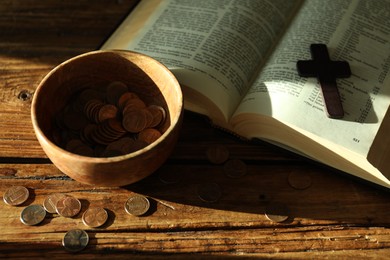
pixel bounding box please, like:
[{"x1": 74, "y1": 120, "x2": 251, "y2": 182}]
[{"x1": 53, "y1": 81, "x2": 167, "y2": 157}]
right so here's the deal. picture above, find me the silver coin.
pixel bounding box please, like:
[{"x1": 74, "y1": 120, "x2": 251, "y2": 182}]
[
  {"x1": 223, "y1": 159, "x2": 247, "y2": 178},
  {"x1": 197, "y1": 183, "x2": 222, "y2": 203},
  {"x1": 62, "y1": 229, "x2": 89, "y2": 252},
  {"x1": 265, "y1": 203, "x2": 290, "y2": 223},
  {"x1": 20, "y1": 204, "x2": 46, "y2": 226},
  {"x1": 124, "y1": 195, "x2": 150, "y2": 216}
]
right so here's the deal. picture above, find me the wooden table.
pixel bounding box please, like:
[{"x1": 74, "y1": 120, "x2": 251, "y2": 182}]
[{"x1": 1, "y1": 1, "x2": 390, "y2": 258}]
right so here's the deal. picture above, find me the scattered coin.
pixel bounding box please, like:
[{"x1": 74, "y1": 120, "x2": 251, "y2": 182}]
[
  {"x1": 206, "y1": 145, "x2": 230, "y2": 164},
  {"x1": 55, "y1": 195, "x2": 82, "y2": 218},
  {"x1": 62, "y1": 229, "x2": 89, "y2": 252},
  {"x1": 265, "y1": 203, "x2": 290, "y2": 223},
  {"x1": 223, "y1": 159, "x2": 247, "y2": 178},
  {"x1": 43, "y1": 193, "x2": 67, "y2": 214},
  {"x1": 82, "y1": 207, "x2": 108, "y2": 228},
  {"x1": 288, "y1": 170, "x2": 312, "y2": 190},
  {"x1": 124, "y1": 195, "x2": 150, "y2": 216},
  {"x1": 3, "y1": 185, "x2": 29, "y2": 206},
  {"x1": 197, "y1": 183, "x2": 222, "y2": 203},
  {"x1": 20, "y1": 204, "x2": 46, "y2": 226}
]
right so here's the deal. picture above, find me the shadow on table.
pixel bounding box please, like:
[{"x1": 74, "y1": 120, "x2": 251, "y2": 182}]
[{"x1": 126, "y1": 160, "x2": 390, "y2": 225}]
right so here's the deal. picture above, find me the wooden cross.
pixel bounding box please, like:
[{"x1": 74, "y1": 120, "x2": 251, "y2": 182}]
[{"x1": 297, "y1": 44, "x2": 351, "y2": 119}]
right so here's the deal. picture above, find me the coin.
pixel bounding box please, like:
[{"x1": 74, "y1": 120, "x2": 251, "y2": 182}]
[
  {"x1": 20, "y1": 204, "x2": 46, "y2": 226},
  {"x1": 57, "y1": 83, "x2": 167, "y2": 157},
  {"x1": 121, "y1": 97, "x2": 146, "y2": 115},
  {"x1": 124, "y1": 195, "x2": 150, "y2": 216},
  {"x1": 98, "y1": 104, "x2": 118, "y2": 122},
  {"x1": 206, "y1": 145, "x2": 230, "y2": 164},
  {"x1": 147, "y1": 105, "x2": 166, "y2": 127},
  {"x1": 55, "y1": 195, "x2": 82, "y2": 218},
  {"x1": 3, "y1": 185, "x2": 29, "y2": 206},
  {"x1": 117, "y1": 92, "x2": 139, "y2": 110},
  {"x1": 197, "y1": 183, "x2": 222, "y2": 203},
  {"x1": 122, "y1": 109, "x2": 150, "y2": 133},
  {"x1": 138, "y1": 128, "x2": 162, "y2": 144},
  {"x1": 82, "y1": 207, "x2": 108, "y2": 228},
  {"x1": 265, "y1": 203, "x2": 290, "y2": 223},
  {"x1": 223, "y1": 159, "x2": 247, "y2": 178},
  {"x1": 62, "y1": 229, "x2": 89, "y2": 252},
  {"x1": 288, "y1": 170, "x2": 312, "y2": 190},
  {"x1": 43, "y1": 193, "x2": 67, "y2": 214}
]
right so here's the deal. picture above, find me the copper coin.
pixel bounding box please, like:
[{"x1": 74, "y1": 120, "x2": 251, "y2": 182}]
[
  {"x1": 124, "y1": 139, "x2": 148, "y2": 153},
  {"x1": 288, "y1": 170, "x2": 312, "y2": 190},
  {"x1": 98, "y1": 104, "x2": 118, "y2": 122},
  {"x1": 147, "y1": 105, "x2": 166, "y2": 128},
  {"x1": 78, "y1": 88, "x2": 103, "y2": 107},
  {"x1": 124, "y1": 195, "x2": 150, "y2": 216},
  {"x1": 80, "y1": 123, "x2": 97, "y2": 145},
  {"x1": 20, "y1": 204, "x2": 46, "y2": 226},
  {"x1": 62, "y1": 229, "x2": 89, "y2": 252},
  {"x1": 82, "y1": 207, "x2": 108, "y2": 228},
  {"x1": 84, "y1": 99, "x2": 104, "y2": 123},
  {"x1": 65, "y1": 139, "x2": 85, "y2": 152},
  {"x1": 122, "y1": 109, "x2": 149, "y2": 133},
  {"x1": 223, "y1": 159, "x2": 247, "y2": 178},
  {"x1": 106, "y1": 118, "x2": 127, "y2": 134},
  {"x1": 206, "y1": 145, "x2": 230, "y2": 164},
  {"x1": 138, "y1": 128, "x2": 162, "y2": 144},
  {"x1": 3, "y1": 185, "x2": 29, "y2": 206},
  {"x1": 197, "y1": 183, "x2": 222, "y2": 203},
  {"x1": 117, "y1": 91, "x2": 139, "y2": 110},
  {"x1": 122, "y1": 98, "x2": 146, "y2": 115},
  {"x1": 265, "y1": 203, "x2": 290, "y2": 223},
  {"x1": 56, "y1": 195, "x2": 82, "y2": 218},
  {"x1": 43, "y1": 193, "x2": 67, "y2": 214},
  {"x1": 105, "y1": 137, "x2": 134, "y2": 153}
]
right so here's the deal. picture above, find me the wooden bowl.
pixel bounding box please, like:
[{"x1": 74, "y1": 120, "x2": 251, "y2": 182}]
[{"x1": 31, "y1": 50, "x2": 183, "y2": 186}]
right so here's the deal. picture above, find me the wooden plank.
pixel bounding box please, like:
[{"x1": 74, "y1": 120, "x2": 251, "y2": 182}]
[{"x1": 1, "y1": 163, "x2": 390, "y2": 257}]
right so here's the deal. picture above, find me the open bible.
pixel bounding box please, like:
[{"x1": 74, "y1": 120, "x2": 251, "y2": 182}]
[{"x1": 102, "y1": 0, "x2": 390, "y2": 189}]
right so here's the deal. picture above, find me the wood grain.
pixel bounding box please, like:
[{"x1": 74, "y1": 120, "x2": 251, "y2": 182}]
[
  {"x1": 1, "y1": 0, "x2": 390, "y2": 258},
  {"x1": 1, "y1": 160, "x2": 390, "y2": 258}
]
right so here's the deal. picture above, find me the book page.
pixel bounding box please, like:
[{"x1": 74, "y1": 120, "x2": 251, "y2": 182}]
[
  {"x1": 233, "y1": 0, "x2": 390, "y2": 157},
  {"x1": 103, "y1": 0, "x2": 302, "y2": 122}
]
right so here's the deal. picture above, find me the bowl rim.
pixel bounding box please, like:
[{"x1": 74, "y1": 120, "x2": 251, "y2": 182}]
[{"x1": 31, "y1": 49, "x2": 183, "y2": 163}]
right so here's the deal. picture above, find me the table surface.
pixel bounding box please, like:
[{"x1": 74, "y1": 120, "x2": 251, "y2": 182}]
[{"x1": 1, "y1": 1, "x2": 390, "y2": 259}]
